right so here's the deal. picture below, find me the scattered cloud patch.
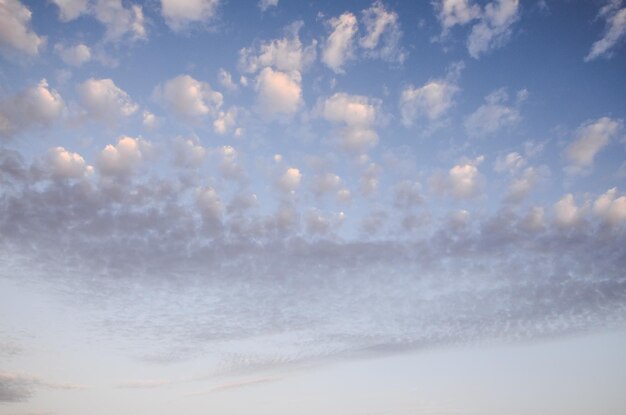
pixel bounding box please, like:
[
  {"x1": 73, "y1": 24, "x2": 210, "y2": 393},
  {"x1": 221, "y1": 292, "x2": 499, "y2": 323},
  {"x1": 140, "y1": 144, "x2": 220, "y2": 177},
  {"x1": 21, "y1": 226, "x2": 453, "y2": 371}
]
[
  {"x1": 565, "y1": 117, "x2": 622, "y2": 174},
  {"x1": 586, "y1": 0, "x2": 626, "y2": 61},
  {"x1": 160, "y1": 0, "x2": 219, "y2": 31},
  {"x1": 0, "y1": 0, "x2": 45, "y2": 55}
]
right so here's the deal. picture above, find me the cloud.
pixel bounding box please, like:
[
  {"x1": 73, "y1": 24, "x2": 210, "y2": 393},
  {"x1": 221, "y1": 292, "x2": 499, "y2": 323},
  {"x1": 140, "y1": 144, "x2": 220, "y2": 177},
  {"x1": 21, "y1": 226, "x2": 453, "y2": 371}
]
[
  {"x1": 464, "y1": 88, "x2": 524, "y2": 137},
  {"x1": 322, "y1": 12, "x2": 358, "y2": 73},
  {"x1": 213, "y1": 107, "x2": 238, "y2": 134},
  {"x1": 505, "y1": 166, "x2": 540, "y2": 204},
  {"x1": 173, "y1": 136, "x2": 207, "y2": 168},
  {"x1": 160, "y1": 0, "x2": 219, "y2": 31},
  {"x1": 77, "y1": 78, "x2": 138, "y2": 122},
  {"x1": 45, "y1": 147, "x2": 93, "y2": 179},
  {"x1": 565, "y1": 116, "x2": 623, "y2": 174},
  {"x1": 239, "y1": 21, "x2": 317, "y2": 74},
  {"x1": 0, "y1": 0, "x2": 45, "y2": 56},
  {"x1": 94, "y1": 0, "x2": 146, "y2": 41},
  {"x1": 434, "y1": 0, "x2": 520, "y2": 58},
  {"x1": 400, "y1": 63, "x2": 463, "y2": 127},
  {"x1": 0, "y1": 79, "x2": 65, "y2": 138},
  {"x1": 155, "y1": 74, "x2": 223, "y2": 122},
  {"x1": 431, "y1": 155, "x2": 485, "y2": 199},
  {"x1": 494, "y1": 151, "x2": 526, "y2": 173},
  {"x1": 196, "y1": 185, "x2": 224, "y2": 223},
  {"x1": 97, "y1": 136, "x2": 151, "y2": 177},
  {"x1": 258, "y1": 0, "x2": 279, "y2": 12},
  {"x1": 277, "y1": 167, "x2": 302, "y2": 193},
  {"x1": 554, "y1": 193, "x2": 583, "y2": 228},
  {"x1": 593, "y1": 187, "x2": 626, "y2": 226},
  {"x1": 393, "y1": 180, "x2": 423, "y2": 209},
  {"x1": 586, "y1": 0, "x2": 626, "y2": 61},
  {"x1": 50, "y1": 0, "x2": 88, "y2": 21},
  {"x1": 359, "y1": 1, "x2": 405, "y2": 63},
  {"x1": 321, "y1": 92, "x2": 381, "y2": 153},
  {"x1": 217, "y1": 68, "x2": 238, "y2": 91},
  {"x1": 0, "y1": 372, "x2": 84, "y2": 403},
  {"x1": 55, "y1": 43, "x2": 91, "y2": 66},
  {"x1": 254, "y1": 67, "x2": 302, "y2": 117},
  {"x1": 216, "y1": 145, "x2": 244, "y2": 180}
]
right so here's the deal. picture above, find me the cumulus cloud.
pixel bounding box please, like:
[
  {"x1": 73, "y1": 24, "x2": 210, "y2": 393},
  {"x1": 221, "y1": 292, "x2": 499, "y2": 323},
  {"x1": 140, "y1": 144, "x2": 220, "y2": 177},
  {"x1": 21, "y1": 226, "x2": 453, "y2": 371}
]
[
  {"x1": 51, "y1": 0, "x2": 88, "y2": 21},
  {"x1": 434, "y1": 0, "x2": 520, "y2": 58},
  {"x1": 0, "y1": 0, "x2": 45, "y2": 56},
  {"x1": 586, "y1": 0, "x2": 626, "y2": 61},
  {"x1": 46, "y1": 147, "x2": 92, "y2": 179},
  {"x1": 196, "y1": 185, "x2": 223, "y2": 223},
  {"x1": 494, "y1": 151, "x2": 526, "y2": 173},
  {"x1": 321, "y1": 92, "x2": 381, "y2": 153},
  {"x1": 431, "y1": 155, "x2": 485, "y2": 199},
  {"x1": 277, "y1": 167, "x2": 302, "y2": 193},
  {"x1": 160, "y1": 0, "x2": 219, "y2": 31},
  {"x1": 311, "y1": 172, "x2": 342, "y2": 197},
  {"x1": 400, "y1": 63, "x2": 463, "y2": 127},
  {"x1": 254, "y1": 67, "x2": 302, "y2": 116},
  {"x1": 593, "y1": 187, "x2": 626, "y2": 226},
  {"x1": 77, "y1": 78, "x2": 138, "y2": 122},
  {"x1": 217, "y1": 68, "x2": 238, "y2": 91},
  {"x1": 0, "y1": 79, "x2": 64, "y2": 137},
  {"x1": 565, "y1": 117, "x2": 623, "y2": 174},
  {"x1": 322, "y1": 12, "x2": 358, "y2": 73},
  {"x1": 359, "y1": 1, "x2": 405, "y2": 62},
  {"x1": 464, "y1": 88, "x2": 525, "y2": 137},
  {"x1": 97, "y1": 136, "x2": 151, "y2": 177},
  {"x1": 393, "y1": 180, "x2": 423, "y2": 209},
  {"x1": 239, "y1": 21, "x2": 317, "y2": 74},
  {"x1": 554, "y1": 193, "x2": 583, "y2": 228},
  {"x1": 505, "y1": 166, "x2": 540, "y2": 204},
  {"x1": 155, "y1": 74, "x2": 223, "y2": 122},
  {"x1": 173, "y1": 136, "x2": 207, "y2": 168},
  {"x1": 94, "y1": 0, "x2": 146, "y2": 41},
  {"x1": 258, "y1": 0, "x2": 279, "y2": 12},
  {"x1": 55, "y1": 43, "x2": 91, "y2": 66},
  {"x1": 142, "y1": 110, "x2": 159, "y2": 130},
  {"x1": 213, "y1": 107, "x2": 238, "y2": 134},
  {"x1": 216, "y1": 145, "x2": 244, "y2": 180}
]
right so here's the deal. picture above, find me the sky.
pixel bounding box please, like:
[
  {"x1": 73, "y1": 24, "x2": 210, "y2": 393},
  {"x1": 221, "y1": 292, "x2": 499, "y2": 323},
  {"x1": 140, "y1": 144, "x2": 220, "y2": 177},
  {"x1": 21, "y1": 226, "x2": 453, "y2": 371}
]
[{"x1": 1, "y1": 0, "x2": 626, "y2": 413}]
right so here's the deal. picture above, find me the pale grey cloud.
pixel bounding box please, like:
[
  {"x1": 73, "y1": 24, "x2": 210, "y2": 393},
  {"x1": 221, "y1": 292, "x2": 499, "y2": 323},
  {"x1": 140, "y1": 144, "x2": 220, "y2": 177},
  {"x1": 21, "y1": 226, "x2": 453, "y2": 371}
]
[
  {"x1": 586, "y1": 0, "x2": 626, "y2": 61},
  {"x1": 0, "y1": 0, "x2": 45, "y2": 56}
]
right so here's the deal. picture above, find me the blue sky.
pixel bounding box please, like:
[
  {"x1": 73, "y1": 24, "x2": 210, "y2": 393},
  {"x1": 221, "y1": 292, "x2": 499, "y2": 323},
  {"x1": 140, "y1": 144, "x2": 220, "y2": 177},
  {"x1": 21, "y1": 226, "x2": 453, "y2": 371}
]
[{"x1": 1, "y1": 0, "x2": 626, "y2": 414}]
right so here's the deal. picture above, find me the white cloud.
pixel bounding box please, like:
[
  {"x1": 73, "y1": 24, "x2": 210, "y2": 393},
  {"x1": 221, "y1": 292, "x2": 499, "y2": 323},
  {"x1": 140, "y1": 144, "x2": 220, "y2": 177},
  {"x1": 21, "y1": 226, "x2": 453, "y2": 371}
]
[
  {"x1": 196, "y1": 186, "x2": 223, "y2": 222},
  {"x1": 46, "y1": 147, "x2": 92, "y2": 179},
  {"x1": 217, "y1": 68, "x2": 238, "y2": 91},
  {"x1": 360, "y1": 162, "x2": 380, "y2": 196},
  {"x1": 216, "y1": 145, "x2": 244, "y2": 180},
  {"x1": 593, "y1": 187, "x2": 626, "y2": 226},
  {"x1": 586, "y1": 0, "x2": 626, "y2": 61},
  {"x1": 467, "y1": 0, "x2": 520, "y2": 58},
  {"x1": 321, "y1": 92, "x2": 380, "y2": 153},
  {"x1": 55, "y1": 43, "x2": 91, "y2": 66},
  {"x1": 554, "y1": 193, "x2": 582, "y2": 228},
  {"x1": 322, "y1": 12, "x2": 358, "y2": 73},
  {"x1": 50, "y1": 0, "x2": 88, "y2": 21},
  {"x1": 77, "y1": 78, "x2": 138, "y2": 121},
  {"x1": 155, "y1": 75, "x2": 223, "y2": 121},
  {"x1": 494, "y1": 151, "x2": 526, "y2": 173},
  {"x1": 435, "y1": 0, "x2": 481, "y2": 32},
  {"x1": 254, "y1": 67, "x2": 302, "y2": 116},
  {"x1": 277, "y1": 167, "x2": 302, "y2": 193},
  {"x1": 239, "y1": 21, "x2": 317, "y2": 74},
  {"x1": 97, "y1": 136, "x2": 151, "y2": 176},
  {"x1": 160, "y1": 0, "x2": 219, "y2": 31},
  {"x1": 213, "y1": 107, "x2": 238, "y2": 134},
  {"x1": 400, "y1": 80, "x2": 458, "y2": 127},
  {"x1": 173, "y1": 136, "x2": 206, "y2": 168},
  {"x1": 0, "y1": 79, "x2": 64, "y2": 137},
  {"x1": 258, "y1": 0, "x2": 278, "y2": 12},
  {"x1": 519, "y1": 206, "x2": 545, "y2": 232},
  {"x1": 311, "y1": 172, "x2": 342, "y2": 196},
  {"x1": 565, "y1": 117, "x2": 622, "y2": 173},
  {"x1": 305, "y1": 208, "x2": 345, "y2": 236},
  {"x1": 505, "y1": 166, "x2": 539, "y2": 203},
  {"x1": 464, "y1": 88, "x2": 523, "y2": 137},
  {"x1": 432, "y1": 156, "x2": 485, "y2": 199},
  {"x1": 359, "y1": 1, "x2": 405, "y2": 62},
  {"x1": 393, "y1": 180, "x2": 423, "y2": 209},
  {"x1": 94, "y1": 0, "x2": 146, "y2": 41},
  {"x1": 142, "y1": 110, "x2": 159, "y2": 130},
  {"x1": 0, "y1": 0, "x2": 45, "y2": 55}
]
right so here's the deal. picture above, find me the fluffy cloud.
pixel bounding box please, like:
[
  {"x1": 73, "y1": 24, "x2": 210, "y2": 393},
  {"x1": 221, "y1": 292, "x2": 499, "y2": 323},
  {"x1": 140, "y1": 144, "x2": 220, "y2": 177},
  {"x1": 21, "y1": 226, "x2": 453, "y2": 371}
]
[
  {"x1": 393, "y1": 180, "x2": 423, "y2": 209},
  {"x1": 94, "y1": 0, "x2": 146, "y2": 41},
  {"x1": 434, "y1": 0, "x2": 520, "y2": 58},
  {"x1": 494, "y1": 151, "x2": 526, "y2": 173},
  {"x1": 254, "y1": 67, "x2": 302, "y2": 116},
  {"x1": 196, "y1": 186, "x2": 223, "y2": 222},
  {"x1": 464, "y1": 88, "x2": 525, "y2": 137},
  {"x1": 213, "y1": 107, "x2": 238, "y2": 134},
  {"x1": 0, "y1": 79, "x2": 64, "y2": 137},
  {"x1": 97, "y1": 136, "x2": 151, "y2": 177},
  {"x1": 0, "y1": 0, "x2": 45, "y2": 55},
  {"x1": 277, "y1": 167, "x2": 302, "y2": 193},
  {"x1": 216, "y1": 145, "x2": 244, "y2": 180},
  {"x1": 593, "y1": 187, "x2": 626, "y2": 226},
  {"x1": 173, "y1": 136, "x2": 206, "y2": 168},
  {"x1": 565, "y1": 117, "x2": 622, "y2": 174},
  {"x1": 322, "y1": 12, "x2": 358, "y2": 73},
  {"x1": 359, "y1": 1, "x2": 405, "y2": 62},
  {"x1": 311, "y1": 172, "x2": 342, "y2": 196},
  {"x1": 554, "y1": 193, "x2": 582, "y2": 228},
  {"x1": 586, "y1": 0, "x2": 626, "y2": 61},
  {"x1": 505, "y1": 166, "x2": 540, "y2": 204},
  {"x1": 55, "y1": 43, "x2": 91, "y2": 66},
  {"x1": 258, "y1": 0, "x2": 278, "y2": 11},
  {"x1": 77, "y1": 78, "x2": 138, "y2": 122},
  {"x1": 217, "y1": 68, "x2": 238, "y2": 91},
  {"x1": 155, "y1": 75, "x2": 223, "y2": 121},
  {"x1": 239, "y1": 21, "x2": 317, "y2": 74},
  {"x1": 51, "y1": 0, "x2": 88, "y2": 21},
  {"x1": 431, "y1": 155, "x2": 485, "y2": 199},
  {"x1": 160, "y1": 0, "x2": 219, "y2": 31},
  {"x1": 46, "y1": 147, "x2": 92, "y2": 179},
  {"x1": 322, "y1": 92, "x2": 380, "y2": 153}
]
